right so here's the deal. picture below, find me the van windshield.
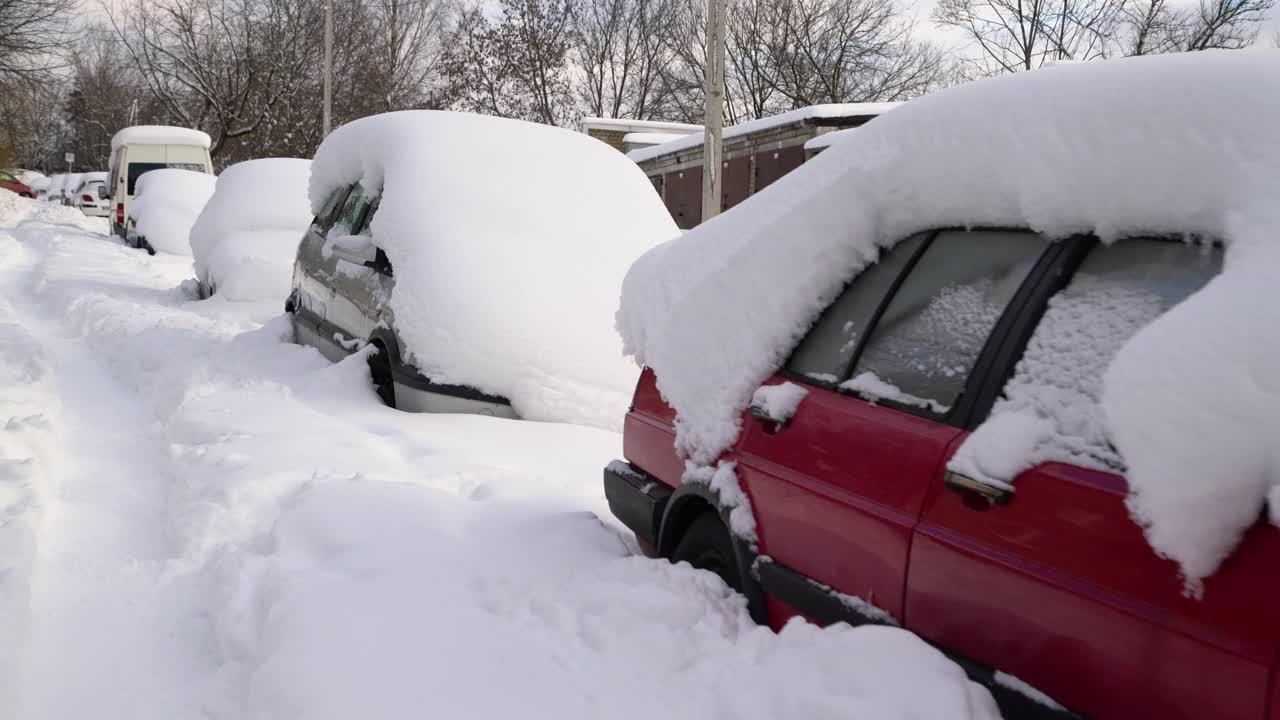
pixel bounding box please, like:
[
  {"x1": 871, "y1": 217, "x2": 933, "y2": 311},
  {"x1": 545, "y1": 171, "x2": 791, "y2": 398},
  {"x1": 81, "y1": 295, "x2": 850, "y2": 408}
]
[{"x1": 126, "y1": 162, "x2": 208, "y2": 194}]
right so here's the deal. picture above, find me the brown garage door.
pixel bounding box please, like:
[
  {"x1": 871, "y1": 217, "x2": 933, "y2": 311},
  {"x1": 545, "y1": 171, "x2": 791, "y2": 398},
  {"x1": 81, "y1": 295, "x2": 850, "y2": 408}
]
[
  {"x1": 753, "y1": 146, "x2": 806, "y2": 194},
  {"x1": 721, "y1": 156, "x2": 750, "y2": 212},
  {"x1": 664, "y1": 167, "x2": 703, "y2": 229}
]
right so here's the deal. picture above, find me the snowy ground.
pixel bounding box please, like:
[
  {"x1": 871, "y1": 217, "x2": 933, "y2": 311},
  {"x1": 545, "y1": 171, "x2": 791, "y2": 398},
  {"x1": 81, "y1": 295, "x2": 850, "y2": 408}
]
[{"x1": 0, "y1": 194, "x2": 996, "y2": 720}]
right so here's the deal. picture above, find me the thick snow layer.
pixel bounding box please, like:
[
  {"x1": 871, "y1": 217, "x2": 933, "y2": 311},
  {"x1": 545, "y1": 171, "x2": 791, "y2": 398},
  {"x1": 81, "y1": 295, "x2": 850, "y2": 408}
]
[
  {"x1": 0, "y1": 200, "x2": 999, "y2": 720},
  {"x1": 627, "y1": 102, "x2": 900, "y2": 162},
  {"x1": 130, "y1": 168, "x2": 217, "y2": 256},
  {"x1": 190, "y1": 158, "x2": 310, "y2": 300},
  {"x1": 617, "y1": 50, "x2": 1280, "y2": 583},
  {"x1": 309, "y1": 111, "x2": 678, "y2": 430},
  {"x1": 74, "y1": 171, "x2": 108, "y2": 190},
  {"x1": 805, "y1": 127, "x2": 860, "y2": 151},
  {"x1": 110, "y1": 125, "x2": 212, "y2": 151},
  {"x1": 684, "y1": 461, "x2": 757, "y2": 540},
  {"x1": 18, "y1": 170, "x2": 45, "y2": 187}
]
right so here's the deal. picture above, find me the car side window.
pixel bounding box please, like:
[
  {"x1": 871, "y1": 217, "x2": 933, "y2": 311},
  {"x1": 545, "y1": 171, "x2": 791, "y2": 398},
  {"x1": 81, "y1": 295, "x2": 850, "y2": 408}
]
[
  {"x1": 313, "y1": 186, "x2": 349, "y2": 231},
  {"x1": 0, "y1": 171, "x2": 15, "y2": 183},
  {"x1": 846, "y1": 230, "x2": 1051, "y2": 415},
  {"x1": 984, "y1": 238, "x2": 1222, "y2": 470},
  {"x1": 330, "y1": 185, "x2": 368, "y2": 236},
  {"x1": 785, "y1": 233, "x2": 928, "y2": 384}
]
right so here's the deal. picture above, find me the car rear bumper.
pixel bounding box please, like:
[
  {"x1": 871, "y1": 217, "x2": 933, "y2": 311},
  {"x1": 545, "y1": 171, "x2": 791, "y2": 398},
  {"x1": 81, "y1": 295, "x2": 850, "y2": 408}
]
[{"x1": 603, "y1": 460, "x2": 673, "y2": 552}]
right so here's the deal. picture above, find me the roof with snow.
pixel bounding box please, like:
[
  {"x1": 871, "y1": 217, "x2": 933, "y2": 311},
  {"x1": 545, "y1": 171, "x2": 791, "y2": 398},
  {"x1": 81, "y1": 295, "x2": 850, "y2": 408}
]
[
  {"x1": 617, "y1": 50, "x2": 1280, "y2": 587},
  {"x1": 628, "y1": 102, "x2": 901, "y2": 163},
  {"x1": 580, "y1": 117, "x2": 703, "y2": 135},
  {"x1": 110, "y1": 125, "x2": 212, "y2": 151},
  {"x1": 623, "y1": 132, "x2": 691, "y2": 148}
]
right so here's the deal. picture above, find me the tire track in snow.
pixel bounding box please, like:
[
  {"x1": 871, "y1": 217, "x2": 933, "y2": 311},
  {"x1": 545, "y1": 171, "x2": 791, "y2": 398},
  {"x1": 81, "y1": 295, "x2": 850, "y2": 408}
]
[{"x1": 1, "y1": 225, "x2": 214, "y2": 720}]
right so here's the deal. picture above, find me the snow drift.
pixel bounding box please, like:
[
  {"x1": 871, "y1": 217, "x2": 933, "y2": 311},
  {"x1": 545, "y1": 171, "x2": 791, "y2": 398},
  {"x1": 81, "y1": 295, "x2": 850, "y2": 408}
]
[
  {"x1": 130, "y1": 169, "x2": 217, "y2": 256},
  {"x1": 190, "y1": 158, "x2": 311, "y2": 300},
  {"x1": 616, "y1": 50, "x2": 1280, "y2": 587},
  {"x1": 309, "y1": 110, "x2": 679, "y2": 430}
]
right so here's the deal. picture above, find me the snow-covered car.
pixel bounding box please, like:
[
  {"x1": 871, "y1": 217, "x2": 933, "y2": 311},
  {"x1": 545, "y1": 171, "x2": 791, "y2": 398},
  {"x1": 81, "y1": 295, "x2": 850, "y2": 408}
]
[
  {"x1": 71, "y1": 171, "x2": 110, "y2": 217},
  {"x1": 288, "y1": 111, "x2": 678, "y2": 428},
  {"x1": 189, "y1": 158, "x2": 311, "y2": 300},
  {"x1": 607, "y1": 51, "x2": 1280, "y2": 720},
  {"x1": 126, "y1": 168, "x2": 217, "y2": 255}
]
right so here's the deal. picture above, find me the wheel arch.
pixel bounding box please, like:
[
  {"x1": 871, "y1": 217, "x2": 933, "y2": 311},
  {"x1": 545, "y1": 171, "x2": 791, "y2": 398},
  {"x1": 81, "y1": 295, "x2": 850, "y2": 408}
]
[{"x1": 658, "y1": 482, "x2": 769, "y2": 625}]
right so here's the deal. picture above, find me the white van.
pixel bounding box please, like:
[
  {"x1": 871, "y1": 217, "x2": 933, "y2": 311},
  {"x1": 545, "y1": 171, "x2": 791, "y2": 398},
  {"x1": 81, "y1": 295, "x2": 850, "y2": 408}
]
[{"x1": 107, "y1": 126, "x2": 213, "y2": 238}]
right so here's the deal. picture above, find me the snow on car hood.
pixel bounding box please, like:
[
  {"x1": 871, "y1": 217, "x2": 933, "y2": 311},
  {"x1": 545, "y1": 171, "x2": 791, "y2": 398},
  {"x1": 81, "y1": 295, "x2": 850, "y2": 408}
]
[
  {"x1": 308, "y1": 110, "x2": 680, "y2": 430},
  {"x1": 616, "y1": 50, "x2": 1280, "y2": 588},
  {"x1": 131, "y1": 169, "x2": 217, "y2": 256}
]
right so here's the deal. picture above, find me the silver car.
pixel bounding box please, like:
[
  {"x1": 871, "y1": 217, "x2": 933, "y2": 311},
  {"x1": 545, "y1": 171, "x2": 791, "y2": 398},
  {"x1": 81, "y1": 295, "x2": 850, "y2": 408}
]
[{"x1": 286, "y1": 181, "x2": 518, "y2": 418}]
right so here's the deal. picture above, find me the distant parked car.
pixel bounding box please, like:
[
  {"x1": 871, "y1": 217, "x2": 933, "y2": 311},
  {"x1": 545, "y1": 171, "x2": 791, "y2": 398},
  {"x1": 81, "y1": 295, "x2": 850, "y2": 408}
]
[
  {"x1": 0, "y1": 169, "x2": 33, "y2": 197},
  {"x1": 189, "y1": 158, "x2": 311, "y2": 300},
  {"x1": 287, "y1": 111, "x2": 677, "y2": 427},
  {"x1": 71, "y1": 172, "x2": 110, "y2": 217},
  {"x1": 107, "y1": 125, "x2": 213, "y2": 238},
  {"x1": 605, "y1": 52, "x2": 1280, "y2": 720},
  {"x1": 125, "y1": 168, "x2": 216, "y2": 255}
]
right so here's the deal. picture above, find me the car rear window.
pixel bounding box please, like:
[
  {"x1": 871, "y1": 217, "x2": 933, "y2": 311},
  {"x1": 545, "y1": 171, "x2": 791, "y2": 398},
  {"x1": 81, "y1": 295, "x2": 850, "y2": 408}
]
[{"x1": 984, "y1": 238, "x2": 1222, "y2": 471}]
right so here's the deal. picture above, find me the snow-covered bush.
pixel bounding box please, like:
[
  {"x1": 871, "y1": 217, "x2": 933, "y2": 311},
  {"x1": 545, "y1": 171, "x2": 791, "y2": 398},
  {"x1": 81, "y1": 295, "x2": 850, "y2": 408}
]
[
  {"x1": 616, "y1": 50, "x2": 1280, "y2": 587},
  {"x1": 189, "y1": 158, "x2": 311, "y2": 300},
  {"x1": 129, "y1": 168, "x2": 217, "y2": 255},
  {"x1": 308, "y1": 110, "x2": 679, "y2": 429}
]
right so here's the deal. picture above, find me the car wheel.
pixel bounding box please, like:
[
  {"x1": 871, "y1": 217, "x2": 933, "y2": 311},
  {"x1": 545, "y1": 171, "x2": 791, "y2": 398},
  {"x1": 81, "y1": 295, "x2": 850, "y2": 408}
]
[
  {"x1": 671, "y1": 512, "x2": 742, "y2": 593},
  {"x1": 368, "y1": 343, "x2": 397, "y2": 408}
]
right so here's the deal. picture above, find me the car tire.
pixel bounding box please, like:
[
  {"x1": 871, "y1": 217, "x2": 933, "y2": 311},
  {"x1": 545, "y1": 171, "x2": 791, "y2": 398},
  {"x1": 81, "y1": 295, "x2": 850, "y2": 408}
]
[
  {"x1": 670, "y1": 512, "x2": 743, "y2": 593},
  {"x1": 368, "y1": 343, "x2": 397, "y2": 409}
]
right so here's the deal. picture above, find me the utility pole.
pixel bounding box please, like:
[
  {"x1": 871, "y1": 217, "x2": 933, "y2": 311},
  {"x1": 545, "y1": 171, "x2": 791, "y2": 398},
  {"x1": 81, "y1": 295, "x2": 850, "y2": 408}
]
[
  {"x1": 323, "y1": 0, "x2": 334, "y2": 136},
  {"x1": 700, "y1": 0, "x2": 727, "y2": 222}
]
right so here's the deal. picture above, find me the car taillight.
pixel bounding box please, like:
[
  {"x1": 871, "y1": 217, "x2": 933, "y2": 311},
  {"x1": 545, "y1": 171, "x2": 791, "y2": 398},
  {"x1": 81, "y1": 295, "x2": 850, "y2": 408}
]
[
  {"x1": 82, "y1": 194, "x2": 93, "y2": 202},
  {"x1": 116, "y1": 204, "x2": 124, "y2": 224}
]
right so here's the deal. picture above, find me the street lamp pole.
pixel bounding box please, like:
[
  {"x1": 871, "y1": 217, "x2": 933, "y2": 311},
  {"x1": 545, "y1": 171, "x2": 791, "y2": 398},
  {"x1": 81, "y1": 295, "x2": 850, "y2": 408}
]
[
  {"x1": 700, "y1": 0, "x2": 727, "y2": 222},
  {"x1": 323, "y1": 0, "x2": 333, "y2": 137}
]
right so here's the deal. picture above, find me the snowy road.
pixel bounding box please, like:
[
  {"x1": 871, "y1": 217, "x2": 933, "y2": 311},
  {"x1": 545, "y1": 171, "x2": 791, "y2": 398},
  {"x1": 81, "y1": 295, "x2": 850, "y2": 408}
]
[{"x1": 0, "y1": 193, "x2": 997, "y2": 720}]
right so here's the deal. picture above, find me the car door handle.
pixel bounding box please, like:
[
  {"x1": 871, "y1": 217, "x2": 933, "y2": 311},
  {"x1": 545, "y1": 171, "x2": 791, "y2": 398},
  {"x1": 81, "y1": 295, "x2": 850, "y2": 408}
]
[
  {"x1": 944, "y1": 471, "x2": 1011, "y2": 506},
  {"x1": 748, "y1": 403, "x2": 790, "y2": 433}
]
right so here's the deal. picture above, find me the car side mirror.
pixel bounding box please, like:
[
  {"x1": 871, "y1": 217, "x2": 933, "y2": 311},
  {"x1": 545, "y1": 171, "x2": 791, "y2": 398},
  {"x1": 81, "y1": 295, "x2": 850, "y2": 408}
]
[{"x1": 329, "y1": 234, "x2": 377, "y2": 267}]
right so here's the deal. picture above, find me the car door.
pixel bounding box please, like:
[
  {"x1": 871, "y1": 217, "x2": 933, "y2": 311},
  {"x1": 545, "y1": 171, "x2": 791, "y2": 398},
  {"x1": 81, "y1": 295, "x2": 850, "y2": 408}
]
[
  {"x1": 735, "y1": 229, "x2": 1054, "y2": 627},
  {"x1": 292, "y1": 184, "x2": 352, "y2": 361},
  {"x1": 906, "y1": 238, "x2": 1280, "y2": 720}
]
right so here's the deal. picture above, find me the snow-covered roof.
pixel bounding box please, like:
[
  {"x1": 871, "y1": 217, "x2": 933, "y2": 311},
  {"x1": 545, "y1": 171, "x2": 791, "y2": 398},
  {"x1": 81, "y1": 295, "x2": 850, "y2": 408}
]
[
  {"x1": 624, "y1": 132, "x2": 691, "y2": 147},
  {"x1": 110, "y1": 125, "x2": 212, "y2": 151},
  {"x1": 628, "y1": 102, "x2": 901, "y2": 163},
  {"x1": 130, "y1": 169, "x2": 217, "y2": 255},
  {"x1": 75, "y1": 171, "x2": 108, "y2": 187},
  {"x1": 581, "y1": 117, "x2": 702, "y2": 134},
  {"x1": 309, "y1": 110, "x2": 679, "y2": 429},
  {"x1": 616, "y1": 50, "x2": 1280, "y2": 588},
  {"x1": 804, "y1": 126, "x2": 860, "y2": 151}
]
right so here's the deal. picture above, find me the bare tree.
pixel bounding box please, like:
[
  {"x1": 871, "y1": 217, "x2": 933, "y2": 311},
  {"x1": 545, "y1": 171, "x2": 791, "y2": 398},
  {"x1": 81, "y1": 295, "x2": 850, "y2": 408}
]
[
  {"x1": 358, "y1": 0, "x2": 454, "y2": 112},
  {"x1": 571, "y1": 0, "x2": 678, "y2": 119},
  {"x1": 445, "y1": 0, "x2": 576, "y2": 125},
  {"x1": 1117, "y1": 0, "x2": 1274, "y2": 55},
  {"x1": 0, "y1": 0, "x2": 80, "y2": 82},
  {"x1": 933, "y1": 0, "x2": 1120, "y2": 75}
]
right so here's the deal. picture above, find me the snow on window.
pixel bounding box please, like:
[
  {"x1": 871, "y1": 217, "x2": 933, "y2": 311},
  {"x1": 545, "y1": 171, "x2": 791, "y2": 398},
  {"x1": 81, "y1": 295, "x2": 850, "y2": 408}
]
[{"x1": 840, "y1": 371, "x2": 951, "y2": 414}]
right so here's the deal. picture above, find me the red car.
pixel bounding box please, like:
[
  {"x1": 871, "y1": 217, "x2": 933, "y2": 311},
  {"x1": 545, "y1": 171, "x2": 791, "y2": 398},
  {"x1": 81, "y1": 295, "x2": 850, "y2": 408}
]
[
  {"x1": 606, "y1": 229, "x2": 1280, "y2": 719},
  {"x1": 0, "y1": 169, "x2": 33, "y2": 197}
]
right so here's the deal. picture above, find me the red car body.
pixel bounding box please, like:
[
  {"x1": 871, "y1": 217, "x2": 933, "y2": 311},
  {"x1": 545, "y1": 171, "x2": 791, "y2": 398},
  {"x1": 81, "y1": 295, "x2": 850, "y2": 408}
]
[
  {"x1": 0, "y1": 172, "x2": 33, "y2": 197},
  {"x1": 606, "y1": 230, "x2": 1280, "y2": 720}
]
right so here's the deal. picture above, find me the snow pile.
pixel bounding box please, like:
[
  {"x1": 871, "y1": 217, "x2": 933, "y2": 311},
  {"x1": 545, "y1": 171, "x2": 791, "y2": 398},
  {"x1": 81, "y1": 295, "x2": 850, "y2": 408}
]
[
  {"x1": 110, "y1": 125, "x2": 211, "y2": 151},
  {"x1": 0, "y1": 188, "x2": 106, "y2": 230},
  {"x1": 750, "y1": 381, "x2": 808, "y2": 423},
  {"x1": 130, "y1": 168, "x2": 217, "y2": 255},
  {"x1": 617, "y1": 50, "x2": 1280, "y2": 585},
  {"x1": 309, "y1": 110, "x2": 679, "y2": 429},
  {"x1": 18, "y1": 170, "x2": 45, "y2": 187},
  {"x1": 0, "y1": 212, "x2": 1000, "y2": 720},
  {"x1": 190, "y1": 158, "x2": 311, "y2": 300}
]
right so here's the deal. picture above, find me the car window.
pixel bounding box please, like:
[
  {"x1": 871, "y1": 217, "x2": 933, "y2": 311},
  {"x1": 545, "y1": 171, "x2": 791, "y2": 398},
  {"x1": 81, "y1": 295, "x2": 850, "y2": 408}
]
[
  {"x1": 330, "y1": 185, "x2": 369, "y2": 237},
  {"x1": 785, "y1": 233, "x2": 928, "y2": 384},
  {"x1": 353, "y1": 198, "x2": 378, "y2": 236},
  {"x1": 313, "y1": 186, "x2": 350, "y2": 230},
  {"x1": 846, "y1": 230, "x2": 1050, "y2": 414},
  {"x1": 984, "y1": 238, "x2": 1222, "y2": 470},
  {"x1": 0, "y1": 171, "x2": 15, "y2": 183}
]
